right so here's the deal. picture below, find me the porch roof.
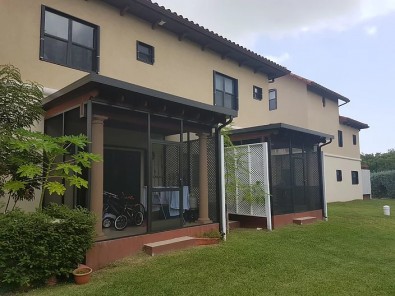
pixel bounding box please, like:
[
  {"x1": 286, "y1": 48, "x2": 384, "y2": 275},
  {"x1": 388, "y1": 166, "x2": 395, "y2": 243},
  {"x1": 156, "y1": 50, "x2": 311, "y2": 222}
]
[
  {"x1": 43, "y1": 74, "x2": 236, "y2": 124},
  {"x1": 230, "y1": 123, "x2": 334, "y2": 141}
]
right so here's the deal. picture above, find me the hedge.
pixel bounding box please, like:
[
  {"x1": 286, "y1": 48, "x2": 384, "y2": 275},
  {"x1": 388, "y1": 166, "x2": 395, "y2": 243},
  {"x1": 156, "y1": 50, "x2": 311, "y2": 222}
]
[
  {"x1": 371, "y1": 170, "x2": 395, "y2": 198},
  {"x1": 0, "y1": 204, "x2": 95, "y2": 289}
]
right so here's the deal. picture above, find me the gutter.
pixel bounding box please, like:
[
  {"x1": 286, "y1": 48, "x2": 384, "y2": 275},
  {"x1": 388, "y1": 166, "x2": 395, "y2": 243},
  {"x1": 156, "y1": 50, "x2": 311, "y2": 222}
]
[
  {"x1": 318, "y1": 138, "x2": 332, "y2": 220},
  {"x1": 217, "y1": 116, "x2": 233, "y2": 241},
  {"x1": 338, "y1": 101, "x2": 349, "y2": 107}
]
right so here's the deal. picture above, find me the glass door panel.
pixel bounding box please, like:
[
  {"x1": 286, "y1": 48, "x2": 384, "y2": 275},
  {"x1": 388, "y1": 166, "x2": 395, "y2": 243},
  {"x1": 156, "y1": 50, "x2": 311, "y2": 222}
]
[{"x1": 150, "y1": 142, "x2": 183, "y2": 232}]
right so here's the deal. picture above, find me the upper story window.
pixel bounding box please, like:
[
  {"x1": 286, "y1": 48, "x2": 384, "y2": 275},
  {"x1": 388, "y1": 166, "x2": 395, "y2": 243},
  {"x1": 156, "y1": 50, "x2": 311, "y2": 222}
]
[
  {"x1": 214, "y1": 72, "x2": 238, "y2": 110},
  {"x1": 40, "y1": 6, "x2": 99, "y2": 72},
  {"x1": 351, "y1": 171, "x2": 359, "y2": 185},
  {"x1": 253, "y1": 86, "x2": 263, "y2": 100},
  {"x1": 269, "y1": 89, "x2": 277, "y2": 110},
  {"x1": 137, "y1": 41, "x2": 154, "y2": 64},
  {"x1": 338, "y1": 130, "x2": 343, "y2": 147},
  {"x1": 336, "y1": 170, "x2": 342, "y2": 182},
  {"x1": 353, "y1": 134, "x2": 357, "y2": 145}
]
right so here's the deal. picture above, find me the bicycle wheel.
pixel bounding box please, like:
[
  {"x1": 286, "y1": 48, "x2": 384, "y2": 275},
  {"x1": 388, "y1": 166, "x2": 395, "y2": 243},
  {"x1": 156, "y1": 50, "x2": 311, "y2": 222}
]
[
  {"x1": 134, "y1": 211, "x2": 144, "y2": 226},
  {"x1": 102, "y1": 217, "x2": 112, "y2": 228},
  {"x1": 114, "y1": 215, "x2": 128, "y2": 230},
  {"x1": 134, "y1": 203, "x2": 145, "y2": 214}
]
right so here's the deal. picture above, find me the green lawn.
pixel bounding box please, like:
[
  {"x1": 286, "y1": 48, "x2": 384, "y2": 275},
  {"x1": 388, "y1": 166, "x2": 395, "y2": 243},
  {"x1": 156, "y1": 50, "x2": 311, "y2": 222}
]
[{"x1": 27, "y1": 199, "x2": 395, "y2": 296}]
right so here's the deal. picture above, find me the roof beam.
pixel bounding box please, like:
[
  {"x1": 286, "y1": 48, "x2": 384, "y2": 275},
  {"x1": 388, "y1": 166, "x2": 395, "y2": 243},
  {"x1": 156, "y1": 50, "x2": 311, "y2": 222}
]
[
  {"x1": 178, "y1": 32, "x2": 188, "y2": 41},
  {"x1": 120, "y1": 6, "x2": 130, "y2": 16},
  {"x1": 201, "y1": 43, "x2": 211, "y2": 51},
  {"x1": 238, "y1": 59, "x2": 248, "y2": 67},
  {"x1": 221, "y1": 52, "x2": 231, "y2": 60}
]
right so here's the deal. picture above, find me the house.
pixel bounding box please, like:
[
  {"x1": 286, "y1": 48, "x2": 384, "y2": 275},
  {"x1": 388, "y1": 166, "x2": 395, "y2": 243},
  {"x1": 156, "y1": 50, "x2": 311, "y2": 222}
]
[
  {"x1": 0, "y1": 0, "x2": 290, "y2": 269},
  {"x1": 227, "y1": 73, "x2": 369, "y2": 228}
]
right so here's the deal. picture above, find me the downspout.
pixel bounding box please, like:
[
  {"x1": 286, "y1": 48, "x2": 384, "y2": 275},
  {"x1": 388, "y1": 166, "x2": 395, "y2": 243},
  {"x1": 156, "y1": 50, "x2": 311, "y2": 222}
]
[
  {"x1": 318, "y1": 138, "x2": 332, "y2": 221},
  {"x1": 217, "y1": 116, "x2": 233, "y2": 241}
]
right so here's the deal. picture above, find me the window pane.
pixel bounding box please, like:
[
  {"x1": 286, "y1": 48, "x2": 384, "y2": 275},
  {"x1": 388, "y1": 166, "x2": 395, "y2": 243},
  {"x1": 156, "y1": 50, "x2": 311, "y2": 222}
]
[
  {"x1": 70, "y1": 45, "x2": 93, "y2": 71},
  {"x1": 224, "y1": 78, "x2": 233, "y2": 94},
  {"x1": 269, "y1": 99, "x2": 277, "y2": 110},
  {"x1": 224, "y1": 93, "x2": 233, "y2": 109},
  {"x1": 138, "y1": 53, "x2": 151, "y2": 64},
  {"x1": 45, "y1": 11, "x2": 69, "y2": 39},
  {"x1": 215, "y1": 74, "x2": 223, "y2": 91},
  {"x1": 269, "y1": 90, "x2": 276, "y2": 100},
  {"x1": 215, "y1": 91, "x2": 224, "y2": 107},
  {"x1": 43, "y1": 36, "x2": 67, "y2": 65},
  {"x1": 72, "y1": 21, "x2": 94, "y2": 48},
  {"x1": 138, "y1": 44, "x2": 151, "y2": 55}
]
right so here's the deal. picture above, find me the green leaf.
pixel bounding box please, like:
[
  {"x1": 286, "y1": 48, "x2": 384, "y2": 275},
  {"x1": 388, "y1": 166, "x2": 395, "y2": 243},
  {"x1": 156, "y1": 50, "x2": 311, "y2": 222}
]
[
  {"x1": 66, "y1": 175, "x2": 88, "y2": 189},
  {"x1": 3, "y1": 180, "x2": 26, "y2": 192},
  {"x1": 16, "y1": 163, "x2": 42, "y2": 178},
  {"x1": 44, "y1": 182, "x2": 66, "y2": 196},
  {"x1": 55, "y1": 163, "x2": 82, "y2": 175}
]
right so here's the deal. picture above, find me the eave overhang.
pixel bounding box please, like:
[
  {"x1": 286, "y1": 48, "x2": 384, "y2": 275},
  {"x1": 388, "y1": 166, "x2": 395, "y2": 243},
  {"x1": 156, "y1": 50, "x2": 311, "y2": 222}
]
[
  {"x1": 339, "y1": 116, "x2": 369, "y2": 130},
  {"x1": 100, "y1": 0, "x2": 290, "y2": 79}
]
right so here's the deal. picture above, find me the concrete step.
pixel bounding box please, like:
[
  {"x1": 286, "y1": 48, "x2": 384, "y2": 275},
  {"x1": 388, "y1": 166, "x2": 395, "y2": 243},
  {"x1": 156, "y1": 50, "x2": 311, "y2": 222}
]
[
  {"x1": 228, "y1": 220, "x2": 241, "y2": 230},
  {"x1": 293, "y1": 216, "x2": 317, "y2": 225},
  {"x1": 143, "y1": 236, "x2": 196, "y2": 256}
]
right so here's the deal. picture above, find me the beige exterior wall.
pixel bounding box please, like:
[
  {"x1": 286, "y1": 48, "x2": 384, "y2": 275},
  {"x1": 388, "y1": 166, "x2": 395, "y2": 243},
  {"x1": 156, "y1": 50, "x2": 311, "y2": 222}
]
[
  {"x1": 0, "y1": 0, "x2": 269, "y2": 110},
  {"x1": 323, "y1": 153, "x2": 363, "y2": 202}
]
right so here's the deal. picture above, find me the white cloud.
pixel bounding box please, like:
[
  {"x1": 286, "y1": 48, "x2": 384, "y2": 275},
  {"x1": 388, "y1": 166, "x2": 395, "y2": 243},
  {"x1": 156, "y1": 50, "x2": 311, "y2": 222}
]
[
  {"x1": 265, "y1": 52, "x2": 291, "y2": 64},
  {"x1": 154, "y1": 0, "x2": 395, "y2": 47},
  {"x1": 365, "y1": 25, "x2": 378, "y2": 35}
]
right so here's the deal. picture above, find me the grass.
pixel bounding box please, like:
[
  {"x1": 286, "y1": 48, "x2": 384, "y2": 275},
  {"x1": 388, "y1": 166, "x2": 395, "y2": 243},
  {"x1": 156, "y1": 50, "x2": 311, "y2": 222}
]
[{"x1": 26, "y1": 199, "x2": 395, "y2": 296}]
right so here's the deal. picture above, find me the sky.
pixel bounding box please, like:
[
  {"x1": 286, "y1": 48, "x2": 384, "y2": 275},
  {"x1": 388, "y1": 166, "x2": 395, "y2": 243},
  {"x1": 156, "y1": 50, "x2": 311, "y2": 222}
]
[{"x1": 154, "y1": 0, "x2": 395, "y2": 154}]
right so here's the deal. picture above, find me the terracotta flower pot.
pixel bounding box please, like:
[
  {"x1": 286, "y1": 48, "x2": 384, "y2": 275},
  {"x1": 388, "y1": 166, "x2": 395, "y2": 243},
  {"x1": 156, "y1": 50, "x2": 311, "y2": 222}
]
[{"x1": 72, "y1": 266, "x2": 92, "y2": 285}]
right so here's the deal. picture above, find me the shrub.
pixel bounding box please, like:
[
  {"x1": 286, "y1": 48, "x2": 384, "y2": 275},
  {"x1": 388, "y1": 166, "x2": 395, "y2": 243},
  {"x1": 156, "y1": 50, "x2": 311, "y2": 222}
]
[
  {"x1": 371, "y1": 170, "x2": 395, "y2": 198},
  {"x1": 0, "y1": 204, "x2": 95, "y2": 289}
]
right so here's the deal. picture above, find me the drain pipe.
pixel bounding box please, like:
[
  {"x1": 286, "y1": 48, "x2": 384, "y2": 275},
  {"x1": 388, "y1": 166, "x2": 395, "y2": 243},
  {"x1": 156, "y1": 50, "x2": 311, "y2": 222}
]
[
  {"x1": 217, "y1": 116, "x2": 233, "y2": 241},
  {"x1": 318, "y1": 138, "x2": 332, "y2": 221}
]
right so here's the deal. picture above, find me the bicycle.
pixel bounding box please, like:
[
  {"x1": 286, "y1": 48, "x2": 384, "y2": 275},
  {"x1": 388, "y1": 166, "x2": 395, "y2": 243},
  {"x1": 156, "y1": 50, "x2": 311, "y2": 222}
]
[{"x1": 114, "y1": 194, "x2": 145, "y2": 231}]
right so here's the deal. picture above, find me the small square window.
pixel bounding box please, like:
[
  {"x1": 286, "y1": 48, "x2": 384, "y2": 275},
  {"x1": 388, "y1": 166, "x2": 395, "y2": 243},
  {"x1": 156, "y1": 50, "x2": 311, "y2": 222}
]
[
  {"x1": 336, "y1": 170, "x2": 342, "y2": 182},
  {"x1": 137, "y1": 41, "x2": 154, "y2": 64},
  {"x1": 253, "y1": 86, "x2": 263, "y2": 100},
  {"x1": 338, "y1": 130, "x2": 343, "y2": 147},
  {"x1": 351, "y1": 171, "x2": 359, "y2": 185},
  {"x1": 353, "y1": 134, "x2": 357, "y2": 145}
]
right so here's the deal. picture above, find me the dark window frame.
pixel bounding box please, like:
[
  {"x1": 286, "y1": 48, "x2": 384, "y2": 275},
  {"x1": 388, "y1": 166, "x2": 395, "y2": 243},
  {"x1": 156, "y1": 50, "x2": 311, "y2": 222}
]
[
  {"x1": 353, "y1": 134, "x2": 357, "y2": 145},
  {"x1": 351, "y1": 171, "x2": 359, "y2": 185},
  {"x1": 336, "y1": 170, "x2": 342, "y2": 182},
  {"x1": 269, "y1": 89, "x2": 277, "y2": 110},
  {"x1": 39, "y1": 6, "x2": 100, "y2": 73},
  {"x1": 338, "y1": 130, "x2": 343, "y2": 147},
  {"x1": 213, "y1": 71, "x2": 238, "y2": 111},
  {"x1": 253, "y1": 85, "x2": 263, "y2": 100},
  {"x1": 136, "y1": 41, "x2": 155, "y2": 65}
]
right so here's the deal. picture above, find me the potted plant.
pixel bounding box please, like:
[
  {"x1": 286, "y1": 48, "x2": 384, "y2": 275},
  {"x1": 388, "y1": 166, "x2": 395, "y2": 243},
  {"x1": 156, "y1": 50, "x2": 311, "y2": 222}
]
[{"x1": 72, "y1": 266, "x2": 93, "y2": 285}]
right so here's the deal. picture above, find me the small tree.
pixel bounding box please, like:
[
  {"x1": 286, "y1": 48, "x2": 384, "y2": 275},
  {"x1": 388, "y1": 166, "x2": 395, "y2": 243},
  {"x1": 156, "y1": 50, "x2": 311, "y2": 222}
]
[
  {"x1": 4, "y1": 130, "x2": 101, "y2": 209},
  {"x1": 0, "y1": 65, "x2": 44, "y2": 210}
]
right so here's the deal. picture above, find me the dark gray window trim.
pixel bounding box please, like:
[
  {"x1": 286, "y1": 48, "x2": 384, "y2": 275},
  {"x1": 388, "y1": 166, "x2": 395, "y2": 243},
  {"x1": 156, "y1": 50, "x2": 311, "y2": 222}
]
[
  {"x1": 353, "y1": 134, "x2": 357, "y2": 145},
  {"x1": 253, "y1": 85, "x2": 263, "y2": 100},
  {"x1": 213, "y1": 71, "x2": 239, "y2": 111},
  {"x1": 269, "y1": 88, "x2": 277, "y2": 111},
  {"x1": 136, "y1": 41, "x2": 155, "y2": 65},
  {"x1": 338, "y1": 130, "x2": 343, "y2": 147},
  {"x1": 39, "y1": 5, "x2": 100, "y2": 73}
]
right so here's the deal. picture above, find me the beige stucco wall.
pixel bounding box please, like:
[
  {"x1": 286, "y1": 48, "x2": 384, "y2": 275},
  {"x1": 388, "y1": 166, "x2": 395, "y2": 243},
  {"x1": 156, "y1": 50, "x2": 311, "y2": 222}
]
[
  {"x1": 0, "y1": 0, "x2": 269, "y2": 112},
  {"x1": 323, "y1": 153, "x2": 363, "y2": 202}
]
